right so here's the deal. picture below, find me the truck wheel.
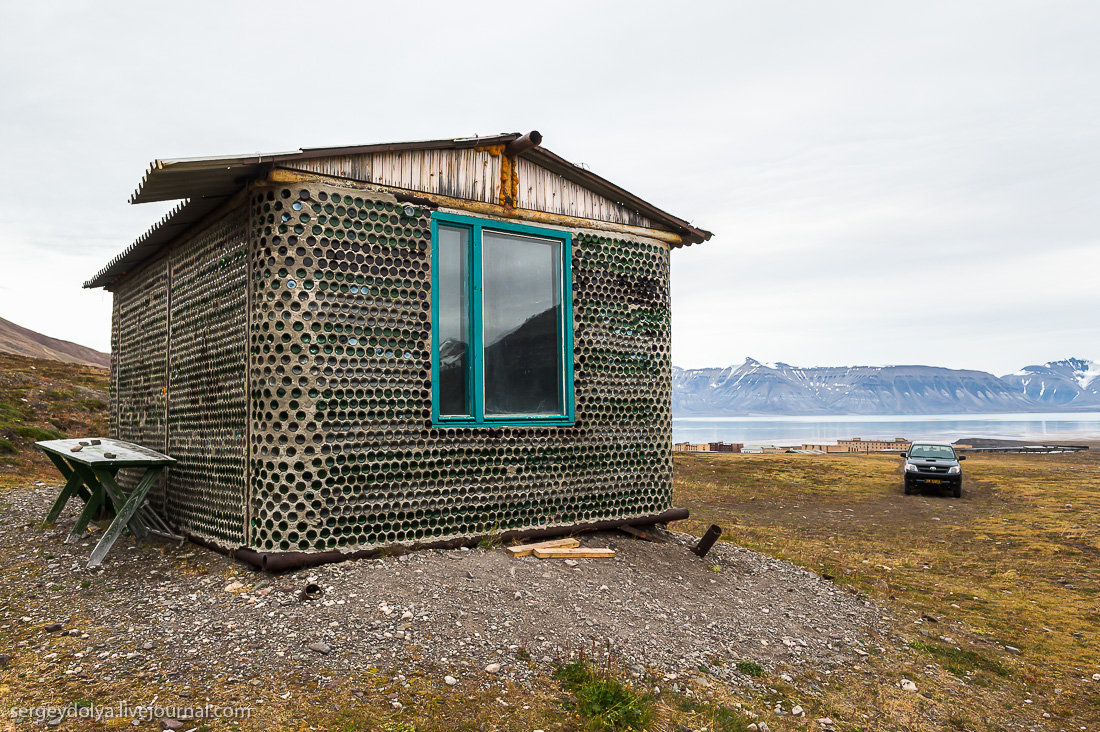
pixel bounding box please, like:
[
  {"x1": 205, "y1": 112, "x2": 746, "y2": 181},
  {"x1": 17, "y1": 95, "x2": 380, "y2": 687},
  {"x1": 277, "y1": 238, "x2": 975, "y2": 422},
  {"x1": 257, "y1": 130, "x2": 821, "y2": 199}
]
[
  {"x1": 904, "y1": 481, "x2": 913, "y2": 495},
  {"x1": 953, "y1": 486, "x2": 962, "y2": 498}
]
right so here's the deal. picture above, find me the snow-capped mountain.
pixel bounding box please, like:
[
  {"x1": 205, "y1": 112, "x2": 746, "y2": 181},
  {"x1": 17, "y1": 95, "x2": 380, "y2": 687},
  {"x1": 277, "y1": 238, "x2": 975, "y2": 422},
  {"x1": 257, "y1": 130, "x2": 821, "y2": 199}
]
[
  {"x1": 1000, "y1": 358, "x2": 1100, "y2": 408},
  {"x1": 672, "y1": 358, "x2": 1100, "y2": 416}
]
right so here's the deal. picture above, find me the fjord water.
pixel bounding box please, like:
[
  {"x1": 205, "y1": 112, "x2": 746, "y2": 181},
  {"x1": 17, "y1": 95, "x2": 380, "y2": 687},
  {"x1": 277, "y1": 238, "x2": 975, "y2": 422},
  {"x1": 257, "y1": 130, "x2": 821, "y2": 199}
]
[{"x1": 672, "y1": 412, "x2": 1100, "y2": 448}]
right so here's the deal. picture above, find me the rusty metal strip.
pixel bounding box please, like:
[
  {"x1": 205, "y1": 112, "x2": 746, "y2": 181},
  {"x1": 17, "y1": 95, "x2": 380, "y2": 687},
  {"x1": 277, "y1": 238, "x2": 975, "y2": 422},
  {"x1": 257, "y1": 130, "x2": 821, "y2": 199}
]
[{"x1": 222, "y1": 507, "x2": 690, "y2": 572}]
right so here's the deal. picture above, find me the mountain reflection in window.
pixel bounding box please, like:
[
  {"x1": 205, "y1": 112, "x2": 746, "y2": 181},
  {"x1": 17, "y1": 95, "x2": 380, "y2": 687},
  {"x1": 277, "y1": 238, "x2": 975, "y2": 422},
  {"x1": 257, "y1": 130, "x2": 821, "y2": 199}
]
[
  {"x1": 437, "y1": 226, "x2": 470, "y2": 416},
  {"x1": 482, "y1": 232, "x2": 562, "y2": 415}
]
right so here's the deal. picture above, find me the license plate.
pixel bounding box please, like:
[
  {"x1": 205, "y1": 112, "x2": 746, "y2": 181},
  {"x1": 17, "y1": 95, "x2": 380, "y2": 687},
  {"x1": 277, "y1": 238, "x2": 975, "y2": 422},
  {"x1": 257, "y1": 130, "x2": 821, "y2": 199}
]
[{"x1": 925, "y1": 479, "x2": 941, "y2": 484}]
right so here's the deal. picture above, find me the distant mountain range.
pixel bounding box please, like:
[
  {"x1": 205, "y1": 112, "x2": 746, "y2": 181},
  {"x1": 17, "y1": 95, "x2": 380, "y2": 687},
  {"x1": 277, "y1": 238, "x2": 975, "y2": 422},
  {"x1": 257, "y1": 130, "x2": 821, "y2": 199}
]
[
  {"x1": 2, "y1": 312, "x2": 1096, "y2": 417},
  {"x1": 673, "y1": 358, "x2": 1100, "y2": 416},
  {"x1": 0, "y1": 316, "x2": 109, "y2": 369}
]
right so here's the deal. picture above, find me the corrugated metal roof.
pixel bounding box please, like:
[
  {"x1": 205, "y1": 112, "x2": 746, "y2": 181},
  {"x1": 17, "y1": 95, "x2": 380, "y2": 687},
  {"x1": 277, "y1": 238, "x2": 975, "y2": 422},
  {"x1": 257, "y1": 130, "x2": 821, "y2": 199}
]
[
  {"x1": 127, "y1": 134, "x2": 522, "y2": 205},
  {"x1": 84, "y1": 196, "x2": 233, "y2": 289},
  {"x1": 88, "y1": 133, "x2": 711, "y2": 289}
]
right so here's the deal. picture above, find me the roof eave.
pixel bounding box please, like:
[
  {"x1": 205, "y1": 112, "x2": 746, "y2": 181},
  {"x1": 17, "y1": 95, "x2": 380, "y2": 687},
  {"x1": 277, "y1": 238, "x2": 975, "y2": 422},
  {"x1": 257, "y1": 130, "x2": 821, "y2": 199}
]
[{"x1": 522, "y1": 146, "x2": 712, "y2": 245}]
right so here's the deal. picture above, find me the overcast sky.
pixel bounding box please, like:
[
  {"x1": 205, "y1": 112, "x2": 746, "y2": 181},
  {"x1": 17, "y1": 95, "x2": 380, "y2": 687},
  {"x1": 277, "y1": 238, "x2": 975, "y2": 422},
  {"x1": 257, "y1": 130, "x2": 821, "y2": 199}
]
[{"x1": 1, "y1": 1, "x2": 1097, "y2": 376}]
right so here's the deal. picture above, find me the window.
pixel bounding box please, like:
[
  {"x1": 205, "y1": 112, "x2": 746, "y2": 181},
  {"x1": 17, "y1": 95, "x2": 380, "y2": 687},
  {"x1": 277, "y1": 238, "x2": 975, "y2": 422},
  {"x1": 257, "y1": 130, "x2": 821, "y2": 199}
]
[{"x1": 431, "y1": 212, "x2": 574, "y2": 426}]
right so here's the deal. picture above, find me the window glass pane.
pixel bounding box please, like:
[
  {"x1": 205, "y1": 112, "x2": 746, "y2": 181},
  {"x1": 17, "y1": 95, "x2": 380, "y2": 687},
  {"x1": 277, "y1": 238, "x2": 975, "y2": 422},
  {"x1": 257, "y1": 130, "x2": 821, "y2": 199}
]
[
  {"x1": 482, "y1": 231, "x2": 563, "y2": 416},
  {"x1": 437, "y1": 225, "x2": 471, "y2": 416}
]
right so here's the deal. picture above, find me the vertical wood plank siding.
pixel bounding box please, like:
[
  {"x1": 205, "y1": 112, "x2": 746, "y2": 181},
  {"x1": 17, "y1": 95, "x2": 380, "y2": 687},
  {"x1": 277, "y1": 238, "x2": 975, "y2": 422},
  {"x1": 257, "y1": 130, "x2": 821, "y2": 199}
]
[
  {"x1": 515, "y1": 159, "x2": 652, "y2": 227},
  {"x1": 286, "y1": 149, "x2": 503, "y2": 205},
  {"x1": 285, "y1": 152, "x2": 652, "y2": 228}
]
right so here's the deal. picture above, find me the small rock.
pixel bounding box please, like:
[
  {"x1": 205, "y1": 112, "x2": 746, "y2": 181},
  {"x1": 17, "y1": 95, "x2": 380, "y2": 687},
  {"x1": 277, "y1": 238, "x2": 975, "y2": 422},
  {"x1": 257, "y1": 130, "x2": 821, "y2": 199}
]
[
  {"x1": 161, "y1": 720, "x2": 185, "y2": 731},
  {"x1": 444, "y1": 675, "x2": 458, "y2": 686},
  {"x1": 307, "y1": 642, "x2": 330, "y2": 655},
  {"x1": 45, "y1": 623, "x2": 63, "y2": 633},
  {"x1": 1092, "y1": 674, "x2": 1100, "y2": 681},
  {"x1": 0, "y1": 654, "x2": 10, "y2": 667},
  {"x1": 792, "y1": 705, "x2": 804, "y2": 716},
  {"x1": 143, "y1": 642, "x2": 154, "y2": 650},
  {"x1": 1005, "y1": 645, "x2": 1021, "y2": 655},
  {"x1": 224, "y1": 581, "x2": 245, "y2": 592},
  {"x1": 817, "y1": 718, "x2": 834, "y2": 728},
  {"x1": 465, "y1": 571, "x2": 475, "y2": 579},
  {"x1": 564, "y1": 559, "x2": 579, "y2": 567},
  {"x1": 758, "y1": 723, "x2": 771, "y2": 732},
  {"x1": 485, "y1": 663, "x2": 501, "y2": 673},
  {"x1": 747, "y1": 725, "x2": 758, "y2": 732},
  {"x1": 900, "y1": 679, "x2": 918, "y2": 692}
]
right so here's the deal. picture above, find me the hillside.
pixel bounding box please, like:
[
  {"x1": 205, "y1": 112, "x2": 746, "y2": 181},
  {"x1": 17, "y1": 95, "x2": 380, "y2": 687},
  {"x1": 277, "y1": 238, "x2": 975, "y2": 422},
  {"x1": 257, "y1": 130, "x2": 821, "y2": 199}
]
[
  {"x1": 0, "y1": 315, "x2": 109, "y2": 368},
  {"x1": 0, "y1": 352, "x2": 108, "y2": 477},
  {"x1": 1001, "y1": 358, "x2": 1100, "y2": 407},
  {"x1": 673, "y1": 357, "x2": 1100, "y2": 416}
]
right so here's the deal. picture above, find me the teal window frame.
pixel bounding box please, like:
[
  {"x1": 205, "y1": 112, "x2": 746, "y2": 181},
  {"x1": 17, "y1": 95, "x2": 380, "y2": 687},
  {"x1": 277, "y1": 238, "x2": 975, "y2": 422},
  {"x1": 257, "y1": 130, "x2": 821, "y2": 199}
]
[{"x1": 430, "y1": 212, "x2": 575, "y2": 427}]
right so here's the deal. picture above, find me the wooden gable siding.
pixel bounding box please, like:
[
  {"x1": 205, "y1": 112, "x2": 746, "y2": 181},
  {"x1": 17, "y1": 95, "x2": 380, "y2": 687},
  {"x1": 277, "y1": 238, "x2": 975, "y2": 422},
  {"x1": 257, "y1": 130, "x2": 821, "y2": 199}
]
[
  {"x1": 285, "y1": 148, "x2": 502, "y2": 205},
  {"x1": 515, "y1": 158, "x2": 652, "y2": 228},
  {"x1": 283, "y1": 150, "x2": 652, "y2": 228}
]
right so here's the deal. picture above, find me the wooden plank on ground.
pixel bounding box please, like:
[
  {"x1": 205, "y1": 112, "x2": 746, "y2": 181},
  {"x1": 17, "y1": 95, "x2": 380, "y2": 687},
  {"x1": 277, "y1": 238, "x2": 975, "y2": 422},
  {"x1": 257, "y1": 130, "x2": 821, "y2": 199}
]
[
  {"x1": 533, "y1": 547, "x2": 616, "y2": 559},
  {"x1": 505, "y1": 537, "x2": 579, "y2": 557}
]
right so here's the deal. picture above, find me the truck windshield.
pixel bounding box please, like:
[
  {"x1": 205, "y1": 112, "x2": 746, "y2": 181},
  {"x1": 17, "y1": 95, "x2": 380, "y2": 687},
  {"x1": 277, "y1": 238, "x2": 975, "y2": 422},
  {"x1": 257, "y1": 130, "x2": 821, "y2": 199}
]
[{"x1": 909, "y1": 445, "x2": 955, "y2": 459}]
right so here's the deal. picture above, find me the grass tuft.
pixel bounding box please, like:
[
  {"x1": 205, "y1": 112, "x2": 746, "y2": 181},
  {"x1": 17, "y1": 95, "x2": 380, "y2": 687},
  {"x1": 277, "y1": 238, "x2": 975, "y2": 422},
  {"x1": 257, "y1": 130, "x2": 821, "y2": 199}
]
[
  {"x1": 909, "y1": 641, "x2": 1010, "y2": 678},
  {"x1": 555, "y1": 659, "x2": 654, "y2": 731},
  {"x1": 735, "y1": 660, "x2": 764, "y2": 677},
  {"x1": 12, "y1": 426, "x2": 64, "y2": 441}
]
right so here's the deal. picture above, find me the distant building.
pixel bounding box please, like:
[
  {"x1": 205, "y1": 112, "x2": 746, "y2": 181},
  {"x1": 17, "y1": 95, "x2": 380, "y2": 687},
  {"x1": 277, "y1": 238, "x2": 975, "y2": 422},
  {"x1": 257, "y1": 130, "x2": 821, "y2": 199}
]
[
  {"x1": 837, "y1": 437, "x2": 910, "y2": 453},
  {"x1": 760, "y1": 446, "x2": 792, "y2": 454},
  {"x1": 672, "y1": 442, "x2": 743, "y2": 453},
  {"x1": 800, "y1": 443, "x2": 850, "y2": 453}
]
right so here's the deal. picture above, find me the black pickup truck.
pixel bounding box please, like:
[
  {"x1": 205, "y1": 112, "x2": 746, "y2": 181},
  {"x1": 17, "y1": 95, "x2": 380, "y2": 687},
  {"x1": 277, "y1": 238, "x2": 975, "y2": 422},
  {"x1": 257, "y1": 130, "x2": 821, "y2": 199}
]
[{"x1": 902, "y1": 442, "x2": 965, "y2": 498}]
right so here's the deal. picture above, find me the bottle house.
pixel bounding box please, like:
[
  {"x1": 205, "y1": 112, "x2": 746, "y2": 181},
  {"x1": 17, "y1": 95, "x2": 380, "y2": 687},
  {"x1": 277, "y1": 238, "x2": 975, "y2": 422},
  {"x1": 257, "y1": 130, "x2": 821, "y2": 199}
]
[{"x1": 86, "y1": 132, "x2": 711, "y2": 568}]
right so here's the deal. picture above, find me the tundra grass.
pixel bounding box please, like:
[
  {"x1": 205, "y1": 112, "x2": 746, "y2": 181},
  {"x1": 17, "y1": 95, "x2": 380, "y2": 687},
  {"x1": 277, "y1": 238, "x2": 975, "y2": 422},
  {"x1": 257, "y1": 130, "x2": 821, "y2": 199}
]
[
  {"x1": 0, "y1": 353, "x2": 107, "y2": 476},
  {"x1": 673, "y1": 449, "x2": 1100, "y2": 730}
]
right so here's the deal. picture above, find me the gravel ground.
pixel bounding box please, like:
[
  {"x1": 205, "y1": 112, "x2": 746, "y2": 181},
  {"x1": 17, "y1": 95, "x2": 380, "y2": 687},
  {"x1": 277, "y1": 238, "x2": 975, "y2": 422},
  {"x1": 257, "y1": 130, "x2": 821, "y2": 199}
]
[{"x1": 0, "y1": 484, "x2": 892, "y2": 699}]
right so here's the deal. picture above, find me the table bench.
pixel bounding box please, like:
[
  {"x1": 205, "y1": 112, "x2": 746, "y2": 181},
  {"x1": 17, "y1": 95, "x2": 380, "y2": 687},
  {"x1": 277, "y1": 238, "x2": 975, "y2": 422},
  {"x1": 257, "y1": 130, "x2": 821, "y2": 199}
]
[{"x1": 35, "y1": 438, "x2": 182, "y2": 567}]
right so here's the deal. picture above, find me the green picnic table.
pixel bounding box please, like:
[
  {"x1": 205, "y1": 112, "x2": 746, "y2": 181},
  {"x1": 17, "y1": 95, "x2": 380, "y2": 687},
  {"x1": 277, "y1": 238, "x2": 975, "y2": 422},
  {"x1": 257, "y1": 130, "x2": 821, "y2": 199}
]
[{"x1": 35, "y1": 438, "x2": 182, "y2": 567}]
